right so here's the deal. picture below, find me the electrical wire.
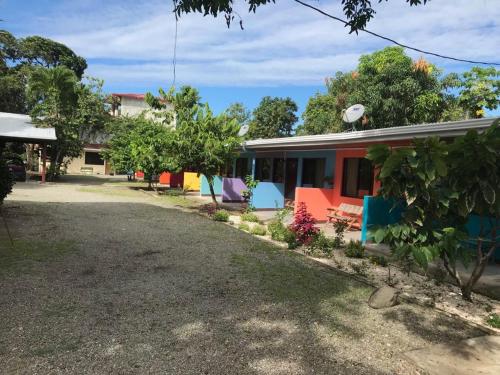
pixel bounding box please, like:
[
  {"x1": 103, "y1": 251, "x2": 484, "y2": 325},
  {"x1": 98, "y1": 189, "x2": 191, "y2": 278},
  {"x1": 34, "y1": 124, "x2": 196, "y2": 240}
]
[
  {"x1": 171, "y1": 2, "x2": 179, "y2": 88},
  {"x1": 294, "y1": 0, "x2": 500, "y2": 66}
]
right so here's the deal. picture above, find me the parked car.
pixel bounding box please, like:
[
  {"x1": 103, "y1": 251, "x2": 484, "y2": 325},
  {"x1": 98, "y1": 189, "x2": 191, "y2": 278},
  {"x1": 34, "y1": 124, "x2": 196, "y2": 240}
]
[{"x1": 7, "y1": 156, "x2": 26, "y2": 181}]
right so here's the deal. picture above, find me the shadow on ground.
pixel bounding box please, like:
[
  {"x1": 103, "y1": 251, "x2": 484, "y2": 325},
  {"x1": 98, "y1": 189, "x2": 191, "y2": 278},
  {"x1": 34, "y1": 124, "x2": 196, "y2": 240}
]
[{"x1": 0, "y1": 201, "x2": 482, "y2": 374}]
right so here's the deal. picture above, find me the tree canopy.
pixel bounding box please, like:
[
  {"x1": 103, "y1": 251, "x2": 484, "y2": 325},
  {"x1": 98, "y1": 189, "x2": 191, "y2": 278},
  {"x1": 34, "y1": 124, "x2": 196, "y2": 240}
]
[
  {"x1": 367, "y1": 120, "x2": 500, "y2": 301},
  {"x1": 0, "y1": 30, "x2": 87, "y2": 114},
  {"x1": 173, "y1": 0, "x2": 429, "y2": 33},
  {"x1": 247, "y1": 96, "x2": 298, "y2": 139},
  {"x1": 299, "y1": 47, "x2": 500, "y2": 135}
]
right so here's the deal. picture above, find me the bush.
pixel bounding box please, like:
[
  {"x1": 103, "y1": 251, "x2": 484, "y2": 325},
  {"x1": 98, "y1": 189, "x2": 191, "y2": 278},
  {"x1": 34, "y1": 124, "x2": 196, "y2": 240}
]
[
  {"x1": 238, "y1": 223, "x2": 250, "y2": 232},
  {"x1": 289, "y1": 202, "x2": 319, "y2": 245},
  {"x1": 349, "y1": 260, "x2": 370, "y2": 276},
  {"x1": 307, "y1": 232, "x2": 335, "y2": 256},
  {"x1": 268, "y1": 221, "x2": 288, "y2": 241},
  {"x1": 213, "y1": 209, "x2": 229, "y2": 222},
  {"x1": 250, "y1": 224, "x2": 267, "y2": 236},
  {"x1": 369, "y1": 255, "x2": 388, "y2": 267},
  {"x1": 241, "y1": 212, "x2": 259, "y2": 223},
  {"x1": 333, "y1": 218, "x2": 349, "y2": 246},
  {"x1": 344, "y1": 240, "x2": 365, "y2": 258},
  {"x1": 0, "y1": 157, "x2": 14, "y2": 204},
  {"x1": 283, "y1": 228, "x2": 299, "y2": 249},
  {"x1": 486, "y1": 313, "x2": 500, "y2": 329}
]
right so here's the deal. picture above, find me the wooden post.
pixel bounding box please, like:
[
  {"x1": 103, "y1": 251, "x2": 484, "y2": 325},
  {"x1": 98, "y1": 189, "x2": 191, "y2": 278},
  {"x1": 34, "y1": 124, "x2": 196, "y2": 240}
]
[{"x1": 41, "y1": 144, "x2": 47, "y2": 184}]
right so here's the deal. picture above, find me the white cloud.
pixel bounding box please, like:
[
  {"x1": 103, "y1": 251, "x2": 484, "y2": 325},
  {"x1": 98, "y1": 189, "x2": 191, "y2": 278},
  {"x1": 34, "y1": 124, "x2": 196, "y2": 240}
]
[{"x1": 23, "y1": 0, "x2": 500, "y2": 86}]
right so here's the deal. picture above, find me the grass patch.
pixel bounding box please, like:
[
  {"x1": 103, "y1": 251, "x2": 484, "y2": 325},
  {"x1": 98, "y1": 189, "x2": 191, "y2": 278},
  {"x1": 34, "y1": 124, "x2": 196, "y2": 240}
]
[
  {"x1": 30, "y1": 336, "x2": 82, "y2": 357},
  {"x1": 0, "y1": 239, "x2": 74, "y2": 275},
  {"x1": 486, "y1": 313, "x2": 500, "y2": 328}
]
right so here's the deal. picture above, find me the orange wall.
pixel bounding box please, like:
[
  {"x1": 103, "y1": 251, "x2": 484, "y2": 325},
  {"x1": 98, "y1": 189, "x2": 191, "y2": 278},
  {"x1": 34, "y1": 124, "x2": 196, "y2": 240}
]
[{"x1": 295, "y1": 187, "x2": 334, "y2": 222}]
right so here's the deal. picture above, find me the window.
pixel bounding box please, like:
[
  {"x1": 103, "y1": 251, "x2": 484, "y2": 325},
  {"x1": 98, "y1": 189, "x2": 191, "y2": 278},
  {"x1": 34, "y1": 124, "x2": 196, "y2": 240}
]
[
  {"x1": 341, "y1": 158, "x2": 373, "y2": 198},
  {"x1": 255, "y1": 158, "x2": 272, "y2": 181},
  {"x1": 272, "y1": 158, "x2": 285, "y2": 183},
  {"x1": 234, "y1": 158, "x2": 248, "y2": 178},
  {"x1": 302, "y1": 158, "x2": 326, "y2": 188},
  {"x1": 85, "y1": 151, "x2": 105, "y2": 166}
]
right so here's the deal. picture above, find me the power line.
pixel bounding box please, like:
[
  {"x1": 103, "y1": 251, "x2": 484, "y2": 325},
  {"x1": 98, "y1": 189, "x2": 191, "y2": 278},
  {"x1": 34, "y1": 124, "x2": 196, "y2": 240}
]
[
  {"x1": 293, "y1": 0, "x2": 500, "y2": 66},
  {"x1": 171, "y1": 1, "x2": 179, "y2": 88}
]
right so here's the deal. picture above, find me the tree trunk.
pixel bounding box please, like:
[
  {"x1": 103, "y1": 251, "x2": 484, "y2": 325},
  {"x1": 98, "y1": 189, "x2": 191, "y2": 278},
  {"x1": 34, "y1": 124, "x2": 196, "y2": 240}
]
[{"x1": 208, "y1": 178, "x2": 218, "y2": 208}]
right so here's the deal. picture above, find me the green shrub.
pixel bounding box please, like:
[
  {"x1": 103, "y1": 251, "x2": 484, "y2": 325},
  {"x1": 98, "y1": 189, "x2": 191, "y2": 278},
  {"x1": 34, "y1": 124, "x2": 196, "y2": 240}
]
[
  {"x1": 344, "y1": 240, "x2": 365, "y2": 258},
  {"x1": 268, "y1": 221, "x2": 287, "y2": 241},
  {"x1": 349, "y1": 260, "x2": 369, "y2": 276},
  {"x1": 333, "y1": 218, "x2": 349, "y2": 246},
  {"x1": 241, "y1": 212, "x2": 259, "y2": 223},
  {"x1": 486, "y1": 313, "x2": 500, "y2": 329},
  {"x1": 0, "y1": 157, "x2": 14, "y2": 204},
  {"x1": 283, "y1": 228, "x2": 299, "y2": 249},
  {"x1": 250, "y1": 225, "x2": 267, "y2": 236},
  {"x1": 238, "y1": 223, "x2": 250, "y2": 232},
  {"x1": 369, "y1": 255, "x2": 388, "y2": 267},
  {"x1": 307, "y1": 232, "x2": 335, "y2": 256},
  {"x1": 213, "y1": 209, "x2": 229, "y2": 222}
]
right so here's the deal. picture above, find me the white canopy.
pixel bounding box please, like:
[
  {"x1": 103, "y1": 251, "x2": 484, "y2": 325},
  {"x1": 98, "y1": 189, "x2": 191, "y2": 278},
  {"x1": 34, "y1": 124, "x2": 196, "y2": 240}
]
[{"x1": 0, "y1": 112, "x2": 56, "y2": 142}]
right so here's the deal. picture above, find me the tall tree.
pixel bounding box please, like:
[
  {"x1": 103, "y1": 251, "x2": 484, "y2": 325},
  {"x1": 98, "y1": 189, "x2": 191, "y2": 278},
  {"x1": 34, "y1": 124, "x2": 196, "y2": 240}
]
[
  {"x1": 247, "y1": 96, "x2": 298, "y2": 139},
  {"x1": 27, "y1": 66, "x2": 108, "y2": 178},
  {"x1": 0, "y1": 30, "x2": 87, "y2": 113},
  {"x1": 173, "y1": 0, "x2": 429, "y2": 33},
  {"x1": 225, "y1": 102, "x2": 250, "y2": 127}
]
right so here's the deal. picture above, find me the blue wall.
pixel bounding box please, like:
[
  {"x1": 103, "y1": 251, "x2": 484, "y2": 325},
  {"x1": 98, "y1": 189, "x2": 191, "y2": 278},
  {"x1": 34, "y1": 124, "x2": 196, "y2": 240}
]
[
  {"x1": 361, "y1": 196, "x2": 500, "y2": 260},
  {"x1": 361, "y1": 196, "x2": 404, "y2": 242},
  {"x1": 251, "y1": 182, "x2": 285, "y2": 209},
  {"x1": 200, "y1": 175, "x2": 223, "y2": 196}
]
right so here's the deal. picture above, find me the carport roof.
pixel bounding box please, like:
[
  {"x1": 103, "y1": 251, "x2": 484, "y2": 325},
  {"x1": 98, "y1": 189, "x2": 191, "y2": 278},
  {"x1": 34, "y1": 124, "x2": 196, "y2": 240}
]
[{"x1": 0, "y1": 112, "x2": 56, "y2": 143}]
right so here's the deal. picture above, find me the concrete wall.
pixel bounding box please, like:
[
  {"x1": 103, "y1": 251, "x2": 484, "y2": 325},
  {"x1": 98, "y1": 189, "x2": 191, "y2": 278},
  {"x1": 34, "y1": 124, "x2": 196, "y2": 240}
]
[
  {"x1": 222, "y1": 177, "x2": 247, "y2": 202},
  {"x1": 183, "y1": 172, "x2": 200, "y2": 191},
  {"x1": 65, "y1": 150, "x2": 107, "y2": 175},
  {"x1": 121, "y1": 97, "x2": 175, "y2": 125},
  {"x1": 294, "y1": 187, "x2": 335, "y2": 222},
  {"x1": 200, "y1": 175, "x2": 223, "y2": 196},
  {"x1": 251, "y1": 182, "x2": 285, "y2": 209}
]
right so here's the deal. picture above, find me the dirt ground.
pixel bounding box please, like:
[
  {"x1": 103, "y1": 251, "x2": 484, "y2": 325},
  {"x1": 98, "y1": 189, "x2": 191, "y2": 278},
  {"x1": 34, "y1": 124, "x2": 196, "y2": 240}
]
[{"x1": 0, "y1": 178, "x2": 484, "y2": 374}]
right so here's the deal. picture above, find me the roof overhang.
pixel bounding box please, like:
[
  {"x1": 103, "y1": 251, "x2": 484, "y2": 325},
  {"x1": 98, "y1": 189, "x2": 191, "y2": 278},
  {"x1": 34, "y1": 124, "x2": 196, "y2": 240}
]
[
  {"x1": 242, "y1": 117, "x2": 497, "y2": 151},
  {"x1": 0, "y1": 112, "x2": 57, "y2": 143}
]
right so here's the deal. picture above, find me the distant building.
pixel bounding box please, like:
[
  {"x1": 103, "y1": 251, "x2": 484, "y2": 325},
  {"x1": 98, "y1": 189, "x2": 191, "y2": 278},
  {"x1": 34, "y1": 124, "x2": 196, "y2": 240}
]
[{"x1": 65, "y1": 93, "x2": 173, "y2": 176}]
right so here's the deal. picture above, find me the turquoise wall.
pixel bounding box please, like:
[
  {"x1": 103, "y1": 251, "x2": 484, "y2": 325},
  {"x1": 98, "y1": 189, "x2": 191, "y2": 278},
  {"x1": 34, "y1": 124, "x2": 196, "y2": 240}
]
[
  {"x1": 361, "y1": 197, "x2": 500, "y2": 260},
  {"x1": 361, "y1": 196, "x2": 404, "y2": 242},
  {"x1": 251, "y1": 182, "x2": 285, "y2": 209},
  {"x1": 200, "y1": 175, "x2": 223, "y2": 196}
]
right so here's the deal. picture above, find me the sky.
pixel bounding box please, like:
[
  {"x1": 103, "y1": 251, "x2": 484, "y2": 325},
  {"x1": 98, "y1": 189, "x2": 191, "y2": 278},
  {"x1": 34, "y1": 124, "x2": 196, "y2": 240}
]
[{"x1": 1, "y1": 0, "x2": 499, "y2": 118}]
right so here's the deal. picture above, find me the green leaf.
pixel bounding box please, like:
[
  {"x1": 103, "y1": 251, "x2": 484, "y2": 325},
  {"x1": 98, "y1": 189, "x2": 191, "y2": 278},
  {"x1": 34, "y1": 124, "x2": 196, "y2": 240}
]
[
  {"x1": 482, "y1": 184, "x2": 496, "y2": 205},
  {"x1": 374, "y1": 228, "x2": 387, "y2": 243}
]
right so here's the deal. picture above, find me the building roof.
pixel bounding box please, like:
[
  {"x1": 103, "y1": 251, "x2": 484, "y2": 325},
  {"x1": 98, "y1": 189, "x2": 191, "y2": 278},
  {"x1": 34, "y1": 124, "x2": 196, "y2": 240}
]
[
  {"x1": 0, "y1": 112, "x2": 57, "y2": 143},
  {"x1": 111, "y1": 93, "x2": 146, "y2": 100},
  {"x1": 243, "y1": 117, "x2": 498, "y2": 151}
]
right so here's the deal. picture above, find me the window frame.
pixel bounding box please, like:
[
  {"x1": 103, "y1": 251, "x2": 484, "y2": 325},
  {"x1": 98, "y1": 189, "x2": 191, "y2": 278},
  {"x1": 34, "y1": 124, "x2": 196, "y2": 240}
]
[{"x1": 341, "y1": 157, "x2": 374, "y2": 198}]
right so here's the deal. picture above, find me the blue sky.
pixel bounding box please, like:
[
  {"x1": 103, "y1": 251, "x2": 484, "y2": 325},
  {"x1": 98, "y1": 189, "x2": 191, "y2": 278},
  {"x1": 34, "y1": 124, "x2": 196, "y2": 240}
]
[{"x1": 1, "y1": 0, "x2": 499, "y2": 118}]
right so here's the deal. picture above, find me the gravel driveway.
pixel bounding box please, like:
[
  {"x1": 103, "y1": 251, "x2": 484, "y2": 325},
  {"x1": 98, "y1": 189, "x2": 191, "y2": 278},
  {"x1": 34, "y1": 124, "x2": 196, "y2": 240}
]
[{"x1": 0, "y1": 179, "x2": 482, "y2": 374}]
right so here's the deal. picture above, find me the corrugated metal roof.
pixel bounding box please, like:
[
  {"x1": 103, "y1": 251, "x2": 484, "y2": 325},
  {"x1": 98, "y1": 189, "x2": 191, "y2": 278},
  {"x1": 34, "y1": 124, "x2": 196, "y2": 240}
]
[
  {"x1": 0, "y1": 112, "x2": 57, "y2": 142},
  {"x1": 243, "y1": 117, "x2": 497, "y2": 150}
]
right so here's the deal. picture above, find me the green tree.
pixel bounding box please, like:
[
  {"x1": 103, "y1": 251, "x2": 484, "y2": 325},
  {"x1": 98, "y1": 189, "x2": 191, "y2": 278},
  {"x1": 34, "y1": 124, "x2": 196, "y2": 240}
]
[
  {"x1": 248, "y1": 96, "x2": 297, "y2": 139},
  {"x1": 102, "y1": 116, "x2": 174, "y2": 188},
  {"x1": 146, "y1": 85, "x2": 201, "y2": 125},
  {"x1": 173, "y1": 0, "x2": 429, "y2": 33},
  {"x1": 367, "y1": 120, "x2": 500, "y2": 301},
  {"x1": 0, "y1": 30, "x2": 87, "y2": 113},
  {"x1": 27, "y1": 66, "x2": 108, "y2": 178},
  {"x1": 444, "y1": 67, "x2": 500, "y2": 119},
  {"x1": 225, "y1": 102, "x2": 250, "y2": 127},
  {"x1": 171, "y1": 102, "x2": 240, "y2": 206}
]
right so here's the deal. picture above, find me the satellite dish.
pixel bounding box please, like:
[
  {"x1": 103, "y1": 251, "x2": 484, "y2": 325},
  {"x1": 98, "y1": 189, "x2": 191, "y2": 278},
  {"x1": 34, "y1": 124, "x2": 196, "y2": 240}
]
[
  {"x1": 342, "y1": 104, "x2": 365, "y2": 123},
  {"x1": 238, "y1": 124, "x2": 249, "y2": 137}
]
